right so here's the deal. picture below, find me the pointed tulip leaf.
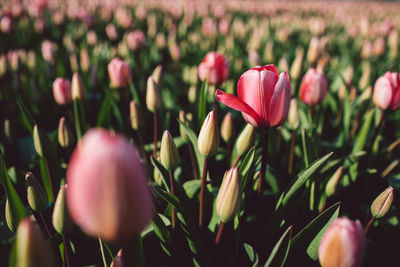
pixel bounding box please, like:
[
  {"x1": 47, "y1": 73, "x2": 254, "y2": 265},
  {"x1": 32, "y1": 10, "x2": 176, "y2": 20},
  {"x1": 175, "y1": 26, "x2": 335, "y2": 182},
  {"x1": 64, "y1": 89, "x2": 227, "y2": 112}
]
[
  {"x1": 17, "y1": 101, "x2": 36, "y2": 133},
  {"x1": 183, "y1": 180, "x2": 202, "y2": 199},
  {"x1": 177, "y1": 119, "x2": 203, "y2": 172},
  {"x1": 264, "y1": 225, "x2": 293, "y2": 267},
  {"x1": 239, "y1": 147, "x2": 256, "y2": 192},
  {"x1": 150, "y1": 156, "x2": 171, "y2": 192},
  {"x1": 243, "y1": 243, "x2": 259, "y2": 266},
  {"x1": 153, "y1": 186, "x2": 181, "y2": 210}
]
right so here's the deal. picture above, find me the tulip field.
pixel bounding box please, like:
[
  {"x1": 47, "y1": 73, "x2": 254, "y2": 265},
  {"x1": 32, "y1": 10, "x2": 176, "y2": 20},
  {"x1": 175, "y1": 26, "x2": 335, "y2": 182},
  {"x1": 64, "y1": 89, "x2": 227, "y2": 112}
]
[{"x1": 1, "y1": 0, "x2": 400, "y2": 266}]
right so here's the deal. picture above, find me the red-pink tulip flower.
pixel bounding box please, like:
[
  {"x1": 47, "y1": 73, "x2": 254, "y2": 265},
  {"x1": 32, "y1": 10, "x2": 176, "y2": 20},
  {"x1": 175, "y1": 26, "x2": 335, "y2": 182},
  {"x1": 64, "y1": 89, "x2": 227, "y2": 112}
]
[
  {"x1": 319, "y1": 217, "x2": 366, "y2": 267},
  {"x1": 108, "y1": 58, "x2": 131, "y2": 88},
  {"x1": 53, "y1": 78, "x2": 72, "y2": 105},
  {"x1": 215, "y1": 65, "x2": 291, "y2": 128},
  {"x1": 299, "y1": 68, "x2": 328, "y2": 106},
  {"x1": 41, "y1": 40, "x2": 56, "y2": 63},
  {"x1": 126, "y1": 30, "x2": 146, "y2": 50},
  {"x1": 198, "y1": 52, "x2": 229, "y2": 86},
  {"x1": 373, "y1": 71, "x2": 400, "y2": 111},
  {"x1": 66, "y1": 129, "x2": 153, "y2": 243}
]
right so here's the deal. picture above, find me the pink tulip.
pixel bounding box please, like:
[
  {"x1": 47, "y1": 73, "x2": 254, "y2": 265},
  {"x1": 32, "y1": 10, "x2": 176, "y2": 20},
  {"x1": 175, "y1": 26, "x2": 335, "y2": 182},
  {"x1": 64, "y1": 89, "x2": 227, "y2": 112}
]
[
  {"x1": 216, "y1": 65, "x2": 291, "y2": 128},
  {"x1": 126, "y1": 30, "x2": 146, "y2": 50},
  {"x1": 0, "y1": 16, "x2": 12, "y2": 34},
  {"x1": 53, "y1": 78, "x2": 72, "y2": 105},
  {"x1": 373, "y1": 71, "x2": 400, "y2": 111},
  {"x1": 41, "y1": 40, "x2": 56, "y2": 63},
  {"x1": 299, "y1": 68, "x2": 328, "y2": 106},
  {"x1": 198, "y1": 52, "x2": 229, "y2": 86},
  {"x1": 319, "y1": 217, "x2": 366, "y2": 267},
  {"x1": 107, "y1": 58, "x2": 131, "y2": 88},
  {"x1": 106, "y1": 23, "x2": 118, "y2": 41},
  {"x1": 66, "y1": 129, "x2": 153, "y2": 243}
]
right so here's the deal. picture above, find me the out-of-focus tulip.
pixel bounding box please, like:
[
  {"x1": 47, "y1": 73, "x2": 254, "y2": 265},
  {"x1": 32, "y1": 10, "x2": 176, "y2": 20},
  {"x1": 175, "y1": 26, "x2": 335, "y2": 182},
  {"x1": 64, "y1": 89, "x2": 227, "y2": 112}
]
[
  {"x1": 80, "y1": 48, "x2": 90, "y2": 72},
  {"x1": 219, "y1": 19, "x2": 230, "y2": 35},
  {"x1": 41, "y1": 40, "x2": 57, "y2": 64},
  {"x1": 126, "y1": 30, "x2": 146, "y2": 50},
  {"x1": 146, "y1": 76, "x2": 161, "y2": 113},
  {"x1": 0, "y1": 54, "x2": 6, "y2": 76},
  {"x1": 58, "y1": 117, "x2": 74, "y2": 148},
  {"x1": 179, "y1": 110, "x2": 190, "y2": 141},
  {"x1": 152, "y1": 65, "x2": 163, "y2": 85},
  {"x1": 53, "y1": 78, "x2": 72, "y2": 105},
  {"x1": 373, "y1": 71, "x2": 400, "y2": 111},
  {"x1": 198, "y1": 110, "x2": 219, "y2": 157},
  {"x1": 235, "y1": 123, "x2": 256, "y2": 156},
  {"x1": 0, "y1": 15, "x2": 12, "y2": 33},
  {"x1": 155, "y1": 33, "x2": 166, "y2": 49},
  {"x1": 325, "y1": 166, "x2": 343, "y2": 197},
  {"x1": 216, "y1": 167, "x2": 240, "y2": 223},
  {"x1": 25, "y1": 172, "x2": 47, "y2": 212},
  {"x1": 290, "y1": 48, "x2": 304, "y2": 80},
  {"x1": 371, "y1": 186, "x2": 394, "y2": 219},
  {"x1": 198, "y1": 52, "x2": 229, "y2": 86},
  {"x1": 71, "y1": 72, "x2": 86, "y2": 100},
  {"x1": 53, "y1": 185, "x2": 74, "y2": 235},
  {"x1": 66, "y1": 129, "x2": 154, "y2": 243},
  {"x1": 33, "y1": 124, "x2": 52, "y2": 158},
  {"x1": 221, "y1": 112, "x2": 234, "y2": 143},
  {"x1": 16, "y1": 218, "x2": 54, "y2": 267},
  {"x1": 130, "y1": 101, "x2": 141, "y2": 131},
  {"x1": 160, "y1": 130, "x2": 180, "y2": 172},
  {"x1": 388, "y1": 30, "x2": 398, "y2": 59},
  {"x1": 110, "y1": 249, "x2": 124, "y2": 267},
  {"x1": 216, "y1": 65, "x2": 291, "y2": 128},
  {"x1": 106, "y1": 23, "x2": 118, "y2": 41},
  {"x1": 361, "y1": 40, "x2": 373, "y2": 59},
  {"x1": 299, "y1": 68, "x2": 328, "y2": 106},
  {"x1": 373, "y1": 37, "x2": 386, "y2": 56},
  {"x1": 169, "y1": 43, "x2": 180, "y2": 61},
  {"x1": 5, "y1": 199, "x2": 16, "y2": 232},
  {"x1": 307, "y1": 37, "x2": 320, "y2": 64},
  {"x1": 108, "y1": 58, "x2": 131, "y2": 88},
  {"x1": 87, "y1": 30, "x2": 97, "y2": 46},
  {"x1": 318, "y1": 217, "x2": 366, "y2": 267},
  {"x1": 287, "y1": 98, "x2": 299, "y2": 130}
]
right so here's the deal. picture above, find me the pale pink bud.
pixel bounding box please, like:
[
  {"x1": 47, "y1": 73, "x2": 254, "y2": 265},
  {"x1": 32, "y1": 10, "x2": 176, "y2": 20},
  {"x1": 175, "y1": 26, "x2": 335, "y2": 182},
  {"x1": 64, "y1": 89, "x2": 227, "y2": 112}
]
[
  {"x1": 318, "y1": 217, "x2": 366, "y2": 267},
  {"x1": 126, "y1": 30, "x2": 146, "y2": 50},
  {"x1": 108, "y1": 58, "x2": 131, "y2": 88},
  {"x1": 53, "y1": 78, "x2": 72, "y2": 105},
  {"x1": 373, "y1": 72, "x2": 400, "y2": 111},
  {"x1": 106, "y1": 23, "x2": 118, "y2": 41},
  {"x1": 0, "y1": 16, "x2": 12, "y2": 34},
  {"x1": 67, "y1": 129, "x2": 154, "y2": 243},
  {"x1": 41, "y1": 40, "x2": 56, "y2": 64},
  {"x1": 87, "y1": 30, "x2": 97, "y2": 46},
  {"x1": 299, "y1": 68, "x2": 328, "y2": 106}
]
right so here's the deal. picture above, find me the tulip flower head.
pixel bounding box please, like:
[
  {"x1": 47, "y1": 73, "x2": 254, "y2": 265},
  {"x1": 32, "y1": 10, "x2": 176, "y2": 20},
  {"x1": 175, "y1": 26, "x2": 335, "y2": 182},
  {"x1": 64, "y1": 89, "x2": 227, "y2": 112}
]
[
  {"x1": 66, "y1": 129, "x2": 153, "y2": 243},
  {"x1": 108, "y1": 57, "x2": 131, "y2": 88},
  {"x1": 318, "y1": 217, "x2": 366, "y2": 267},
  {"x1": 53, "y1": 78, "x2": 72, "y2": 105},
  {"x1": 198, "y1": 52, "x2": 229, "y2": 86},
  {"x1": 299, "y1": 68, "x2": 328, "y2": 106},
  {"x1": 373, "y1": 71, "x2": 400, "y2": 111},
  {"x1": 216, "y1": 64, "x2": 291, "y2": 127}
]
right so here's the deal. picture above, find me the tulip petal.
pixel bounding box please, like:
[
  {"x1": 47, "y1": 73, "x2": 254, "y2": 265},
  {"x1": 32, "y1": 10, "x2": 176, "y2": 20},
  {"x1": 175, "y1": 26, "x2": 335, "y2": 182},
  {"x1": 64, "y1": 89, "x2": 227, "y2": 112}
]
[
  {"x1": 373, "y1": 76, "x2": 392, "y2": 110},
  {"x1": 262, "y1": 64, "x2": 279, "y2": 77},
  {"x1": 269, "y1": 72, "x2": 291, "y2": 127},
  {"x1": 215, "y1": 89, "x2": 261, "y2": 127},
  {"x1": 389, "y1": 72, "x2": 400, "y2": 110}
]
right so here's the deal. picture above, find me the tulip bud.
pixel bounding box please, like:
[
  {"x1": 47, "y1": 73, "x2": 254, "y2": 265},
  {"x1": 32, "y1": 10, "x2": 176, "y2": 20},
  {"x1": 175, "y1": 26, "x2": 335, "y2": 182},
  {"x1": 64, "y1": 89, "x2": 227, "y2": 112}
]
[
  {"x1": 287, "y1": 99, "x2": 299, "y2": 130},
  {"x1": 110, "y1": 249, "x2": 123, "y2": 267},
  {"x1": 359, "y1": 63, "x2": 371, "y2": 90},
  {"x1": 130, "y1": 101, "x2": 142, "y2": 131},
  {"x1": 69, "y1": 54, "x2": 79, "y2": 73},
  {"x1": 198, "y1": 110, "x2": 219, "y2": 157},
  {"x1": 361, "y1": 40, "x2": 373, "y2": 59},
  {"x1": 26, "y1": 172, "x2": 47, "y2": 212},
  {"x1": 263, "y1": 40, "x2": 274, "y2": 62},
  {"x1": 58, "y1": 117, "x2": 74, "y2": 148},
  {"x1": 80, "y1": 48, "x2": 91, "y2": 72},
  {"x1": 325, "y1": 166, "x2": 343, "y2": 197},
  {"x1": 33, "y1": 125, "x2": 52, "y2": 158},
  {"x1": 373, "y1": 71, "x2": 400, "y2": 111},
  {"x1": 388, "y1": 30, "x2": 398, "y2": 59},
  {"x1": 0, "y1": 54, "x2": 7, "y2": 76},
  {"x1": 188, "y1": 85, "x2": 197, "y2": 104},
  {"x1": 152, "y1": 65, "x2": 163, "y2": 85},
  {"x1": 16, "y1": 218, "x2": 54, "y2": 267},
  {"x1": 66, "y1": 129, "x2": 154, "y2": 243},
  {"x1": 278, "y1": 57, "x2": 289, "y2": 73},
  {"x1": 52, "y1": 185, "x2": 74, "y2": 235},
  {"x1": 5, "y1": 199, "x2": 16, "y2": 232},
  {"x1": 373, "y1": 37, "x2": 385, "y2": 57},
  {"x1": 108, "y1": 58, "x2": 131, "y2": 88},
  {"x1": 146, "y1": 76, "x2": 161, "y2": 113},
  {"x1": 52, "y1": 78, "x2": 72, "y2": 105},
  {"x1": 153, "y1": 160, "x2": 164, "y2": 186},
  {"x1": 216, "y1": 167, "x2": 240, "y2": 223},
  {"x1": 27, "y1": 50, "x2": 36, "y2": 71},
  {"x1": 221, "y1": 112, "x2": 234, "y2": 143},
  {"x1": 290, "y1": 47, "x2": 304, "y2": 80},
  {"x1": 71, "y1": 72, "x2": 86, "y2": 100},
  {"x1": 307, "y1": 37, "x2": 320, "y2": 64},
  {"x1": 318, "y1": 217, "x2": 366, "y2": 267},
  {"x1": 371, "y1": 186, "x2": 394, "y2": 219},
  {"x1": 299, "y1": 68, "x2": 328, "y2": 106},
  {"x1": 160, "y1": 131, "x2": 180, "y2": 172},
  {"x1": 179, "y1": 111, "x2": 189, "y2": 141},
  {"x1": 235, "y1": 124, "x2": 256, "y2": 156},
  {"x1": 4, "y1": 118, "x2": 12, "y2": 141}
]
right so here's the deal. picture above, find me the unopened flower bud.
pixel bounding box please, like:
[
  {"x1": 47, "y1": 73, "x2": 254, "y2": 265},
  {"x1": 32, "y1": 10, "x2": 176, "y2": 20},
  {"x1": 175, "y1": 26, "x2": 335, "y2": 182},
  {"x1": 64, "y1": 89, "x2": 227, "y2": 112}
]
[
  {"x1": 33, "y1": 125, "x2": 52, "y2": 158},
  {"x1": 130, "y1": 101, "x2": 142, "y2": 131},
  {"x1": 318, "y1": 217, "x2": 366, "y2": 267},
  {"x1": 198, "y1": 110, "x2": 219, "y2": 157},
  {"x1": 235, "y1": 123, "x2": 256, "y2": 156},
  {"x1": 58, "y1": 117, "x2": 74, "y2": 148},
  {"x1": 146, "y1": 76, "x2": 161, "y2": 113},
  {"x1": 216, "y1": 167, "x2": 240, "y2": 223},
  {"x1": 221, "y1": 112, "x2": 234, "y2": 143},
  {"x1": 179, "y1": 111, "x2": 189, "y2": 141},
  {"x1": 358, "y1": 63, "x2": 370, "y2": 90},
  {"x1": 53, "y1": 185, "x2": 74, "y2": 235},
  {"x1": 307, "y1": 37, "x2": 320, "y2": 64},
  {"x1": 152, "y1": 65, "x2": 163, "y2": 85},
  {"x1": 290, "y1": 47, "x2": 304, "y2": 80},
  {"x1": 278, "y1": 57, "x2": 289, "y2": 73},
  {"x1": 16, "y1": 218, "x2": 54, "y2": 267},
  {"x1": 371, "y1": 186, "x2": 394, "y2": 219},
  {"x1": 160, "y1": 131, "x2": 180, "y2": 172},
  {"x1": 26, "y1": 172, "x2": 47, "y2": 212},
  {"x1": 287, "y1": 99, "x2": 299, "y2": 130},
  {"x1": 80, "y1": 48, "x2": 90, "y2": 72},
  {"x1": 71, "y1": 72, "x2": 86, "y2": 100},
  {"x1": 110, "y1": 249, "x2": 123, "y2": 267},
  {"x1": 325, "y1": 166, "x2": 343, "y2": 197},
  {"x1": 188, "y1": 85, "x2": 197, "y2": 104},
  {"x1": 4, "y1": 118, "x2": 12, "y2": 141},
  {"x1": 5, "y1": 199, "x2": 16, "y2": 232}
]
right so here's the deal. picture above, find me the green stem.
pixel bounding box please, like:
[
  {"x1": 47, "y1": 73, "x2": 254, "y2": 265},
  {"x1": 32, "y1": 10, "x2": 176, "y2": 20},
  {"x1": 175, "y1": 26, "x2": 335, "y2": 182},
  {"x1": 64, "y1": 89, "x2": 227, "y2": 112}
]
[
  {"x1": 199, "y1": 157, "x2": 208, "y2": 227},
  {"x1": 169, "y1": 171, "x2": 176, "y2": 229},
  {"x1": 98, "y1": 237, "x2": 108, "y2": 267},
  {"x1": 258, "y1": 128, "x2": 269, "y2": 194},
  {"x1": 153, "y1": 112, "x2": 158, "y2": 157},
  {"x1": 73, "y1": 99, "x2": 82, "y2": 140},
  {"x1": 129, "y1": 79, "x2": 140, "y2": 106}
]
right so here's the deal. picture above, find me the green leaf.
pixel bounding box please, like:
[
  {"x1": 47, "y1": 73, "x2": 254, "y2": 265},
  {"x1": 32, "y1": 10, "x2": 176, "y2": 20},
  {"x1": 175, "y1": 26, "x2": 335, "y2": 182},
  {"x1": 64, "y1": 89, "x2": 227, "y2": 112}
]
[
  {"x1": 73, "y1": 99, "x2": 83, "y2": 140},
  {"x1": 0, "y1": 154, "x2": 26, "y2": 229},
  {"x1": 177, "y1": 119, "x2": 203, "y2": 174},
  {"x1": 239, "y1": 147, "x2": 256, "y2": 192},
  {"x1": 17, "y1": 101, "x2": 36, "y2": 133},
  {"x1": 197, "y1": 81, "x2": 208, "y2": 129},
  {"x1": 352, "y1": 109, "x2": 374, "y2": 153},
  {"x1": 39, "y1": 157, "x2": 55, "y2": 202},
  {"x1": 243, "y1": 243, "x2": 259, "y2": 266},
  {"x1": 264, "y1": 225, "x2": 293, "y2": 267},
  {"x1": 301, "y1": 128, "x2": 310, "y2": 168},
  {"x1": 153, "y1": 186, "x2": 180, "y2": 209},
  {"x1": 150, "y1": 156, "x2": 171, "y2": 192},
  {"x1": 97, "y1": 94, "x2": 111, "y2": 127},
  {"x1": 282, "y1": 152, "x2": 333, "y2": 206},
  {"x1": 183, "y1": 180, "x2": 201, "y2": 199},
  {"x1": 290, "y1": 202, "x2": 341, "y2": 260}
]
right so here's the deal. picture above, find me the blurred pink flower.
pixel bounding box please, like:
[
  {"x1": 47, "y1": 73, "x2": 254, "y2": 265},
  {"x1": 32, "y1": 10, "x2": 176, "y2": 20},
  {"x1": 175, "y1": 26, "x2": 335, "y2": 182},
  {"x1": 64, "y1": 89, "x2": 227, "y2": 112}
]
[
  {"x1": 0, "y1": 16, "x2": 12, "y2": 34},
  {"x1": 373, "y1": 71, "x2": 400, "y2": 111},
  {"x1": 299, "y1": 68, "x2": 328, "y2": 106},
  {"x1": 198, "y1": 52, "x2": 229, "y2": 86},
  {"x1": 107, "y1": 58, "x2": 131, "y2": 88},
  {"x1": 53, "y1": 78, "x2": 72, "y2": 105},
  {"x1": 41, "y1": 40, "x2": 56, "y2": 63},
  {"x1": 126, "y1": 30, "x2": 146, "y2": 50}
]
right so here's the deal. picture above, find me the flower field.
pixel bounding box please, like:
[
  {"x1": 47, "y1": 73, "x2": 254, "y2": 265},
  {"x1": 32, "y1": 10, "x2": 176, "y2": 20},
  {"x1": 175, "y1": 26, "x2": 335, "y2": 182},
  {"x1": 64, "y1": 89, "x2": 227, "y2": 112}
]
[{"x1": 0, "y1": 1, "x2": 400, "y2": 266}]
